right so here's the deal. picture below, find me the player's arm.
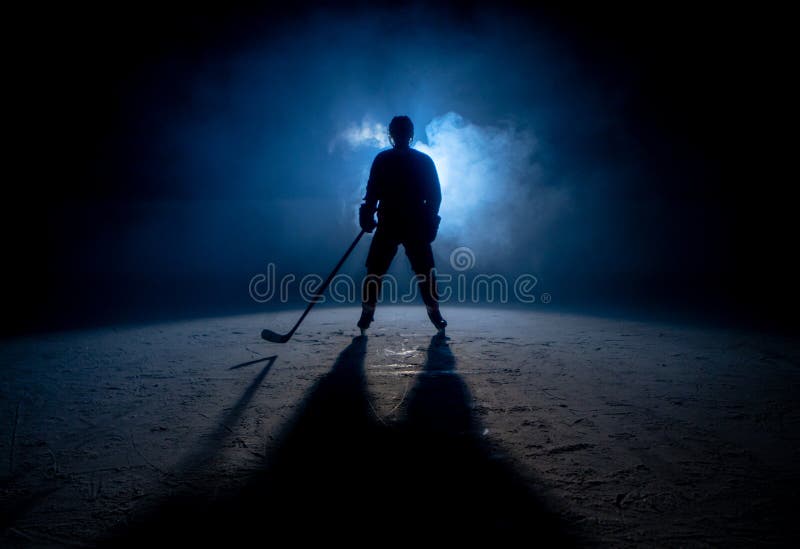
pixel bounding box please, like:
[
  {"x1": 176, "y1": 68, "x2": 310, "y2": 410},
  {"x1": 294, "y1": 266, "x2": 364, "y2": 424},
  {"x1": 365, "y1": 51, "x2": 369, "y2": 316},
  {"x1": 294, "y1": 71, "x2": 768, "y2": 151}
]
[
  {"x1": 425, "y1": 156, "x2": 442, "y2": 242},
  {"x1": 428, "y1": 156, "x2": 442, "y2": 215},
  {"x1": 359, "y1": 155, "x2": 382, "y2": 233}
]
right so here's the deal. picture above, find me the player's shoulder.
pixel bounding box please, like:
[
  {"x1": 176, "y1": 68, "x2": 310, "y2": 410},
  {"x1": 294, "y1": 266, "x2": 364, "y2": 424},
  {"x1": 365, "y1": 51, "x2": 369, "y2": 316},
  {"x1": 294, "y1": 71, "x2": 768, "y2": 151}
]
[
  {"x1": 373, "y1": 148, "x2": 394, "y2": 163},
  {"x1": 409, "y1": 147, "x2": 434, "y2": 164}
]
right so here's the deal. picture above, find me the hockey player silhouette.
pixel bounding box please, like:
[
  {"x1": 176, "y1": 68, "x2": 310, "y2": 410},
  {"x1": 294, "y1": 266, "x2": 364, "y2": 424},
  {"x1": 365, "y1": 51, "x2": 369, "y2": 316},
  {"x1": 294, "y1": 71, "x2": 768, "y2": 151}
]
[{"x1": 358, "y1": 115, "x2": 447, "y2": 334}]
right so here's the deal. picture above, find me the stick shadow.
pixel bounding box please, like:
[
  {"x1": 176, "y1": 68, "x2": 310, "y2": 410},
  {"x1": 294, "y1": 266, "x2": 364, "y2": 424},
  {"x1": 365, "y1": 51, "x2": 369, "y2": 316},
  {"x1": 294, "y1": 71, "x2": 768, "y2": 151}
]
[
  {"x1": 228, "y1": 355, "x2": 277, "y2": 370},
  {"x1": 175, "y1": 355, "x2": 277, "y2": 476}
]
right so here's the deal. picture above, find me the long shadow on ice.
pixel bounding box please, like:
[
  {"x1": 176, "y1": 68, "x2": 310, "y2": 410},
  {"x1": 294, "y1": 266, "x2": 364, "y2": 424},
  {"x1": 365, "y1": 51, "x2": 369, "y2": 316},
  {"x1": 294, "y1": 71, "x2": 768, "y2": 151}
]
[{"x1": 103, "y1": 335, "x2": 579, "y2": 545}]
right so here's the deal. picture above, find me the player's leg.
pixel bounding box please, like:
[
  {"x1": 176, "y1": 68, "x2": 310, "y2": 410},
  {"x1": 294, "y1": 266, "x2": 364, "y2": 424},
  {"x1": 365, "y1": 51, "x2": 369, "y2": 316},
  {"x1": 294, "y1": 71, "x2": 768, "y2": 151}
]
[
  {"x1": 359, "y1": 231, "x2": 398, "y2": 331},
  {"x1": 403, "y1": 239, "x2": 447, "y2": 331}
]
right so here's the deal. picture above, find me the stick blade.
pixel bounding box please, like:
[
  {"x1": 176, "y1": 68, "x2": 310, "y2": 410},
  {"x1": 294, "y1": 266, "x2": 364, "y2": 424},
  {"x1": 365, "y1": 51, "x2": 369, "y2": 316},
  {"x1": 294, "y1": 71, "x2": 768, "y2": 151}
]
[{"x1": 261, "y1": 329, "x2": 290, "y2": 343}]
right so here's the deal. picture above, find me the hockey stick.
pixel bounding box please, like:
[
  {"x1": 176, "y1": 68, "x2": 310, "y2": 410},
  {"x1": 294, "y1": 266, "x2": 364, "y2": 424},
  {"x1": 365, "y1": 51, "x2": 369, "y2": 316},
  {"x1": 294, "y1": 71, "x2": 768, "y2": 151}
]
[{"x1": 261, "y1": 230, "x2": 366, "y2": 343}]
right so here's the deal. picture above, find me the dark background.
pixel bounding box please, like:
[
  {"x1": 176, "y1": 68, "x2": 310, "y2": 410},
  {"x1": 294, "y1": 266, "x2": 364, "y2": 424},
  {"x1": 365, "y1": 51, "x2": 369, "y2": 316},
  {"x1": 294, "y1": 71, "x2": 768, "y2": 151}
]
[{"x1": 4, "y1": 2, "x2": 794, "y2": 335}]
